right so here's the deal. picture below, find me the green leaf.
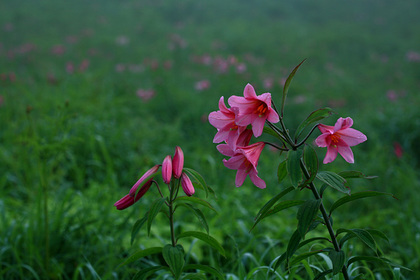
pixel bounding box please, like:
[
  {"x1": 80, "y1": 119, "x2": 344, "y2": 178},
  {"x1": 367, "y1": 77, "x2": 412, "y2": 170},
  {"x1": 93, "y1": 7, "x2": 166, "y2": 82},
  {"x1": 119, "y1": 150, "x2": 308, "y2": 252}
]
[
  {"x1": 180, "y1": 273, "x2": 207, "y2": 280},
  {"x1": 277, "y1": 160, "x2": 288, "y2": 184},
  {"x1": 281, "y1": 59, "x2": 306, "y2": 116},
  {"x1": 286, "y1": 230, "x2": 302, "y2": 260},
  {"x1": 174, "y1": 196, "x2": 217, "y2": 213},
  {"x1": 251, "y1": 200, "x2": 304, "y2": 231},
  {"x1": 147, "y1": 197, "x2": 167, "y2": 236},
  {"x1": 298, "y1": 145, "x2": 318, "y2": 189},
  {"x1": 263, "y1": 126, "x2": 283, "y2": 140},
  {"x1": 329, "y1": 191, "x2": 396, "y2": 215},
  {"x1": 366, "y1": 229, "x2": 390, "y2": 244},
  {"x1": 132, "y1": 266, "x2": 170, "y2": 280},
  {"x1": 255, "y1": 186, "x2": 294, "y2": 220},
  {"x1": 183, "y1": 264, "x2": 224, "y2": 280},
  {"x1": 163, "y1": 244, "x2": 185, "y2": 279},
  {"x1": 287, "y1": 149, "x2": 303, "y2": 188},
  {"x1": 297, "y1": 199, "x2": 321, "y2": 238},
  {"x1": 338, "y1": 170, "x2": 377, "y2": 180},
  {"x1": 178, "y1": 203, "x2": 209, "y2": 234},
  {"x1": 336, "y1": 228, "x2": 377, "y2": 253},
  {"x1": 329, "y1": 250, "x2": 345, "y2": 274},
  {"x1": 131, "y1": 213, "x2": 148, "y2": 245},
  {"x1": 295, "y1": 108, "x2": 334, "y2": 140},
  {"x1": 177, "y1": 231, "x2": 225, "y2": 257},
  {"x1": 313, "y1": 269, "x2": 333, "y2": 280},
  {"x1": 183, "y1": 168, "x2": 214, "y2": 197},
  {"x1": 347, "y1": 256, "x2": 412, "y2": 272},
  {"x1": 117, "y1": 247, "x2": 163, "y2": 268},
  {"x1": 289, "y1": 250, "x2": 323, "y2": 266},
  {"x1": 316, "y1": 171, "x2": 349, "y2": 194},
  {"x1": 297, "y1": 237, "x2": 330, "y2": 250}
]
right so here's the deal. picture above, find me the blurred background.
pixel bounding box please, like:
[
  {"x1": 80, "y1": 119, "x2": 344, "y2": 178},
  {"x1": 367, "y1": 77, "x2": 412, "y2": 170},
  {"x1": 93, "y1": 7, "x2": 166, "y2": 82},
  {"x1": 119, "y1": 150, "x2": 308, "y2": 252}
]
[{"x1": 1, "y1": 0, "x2": 419, "y2": 279}]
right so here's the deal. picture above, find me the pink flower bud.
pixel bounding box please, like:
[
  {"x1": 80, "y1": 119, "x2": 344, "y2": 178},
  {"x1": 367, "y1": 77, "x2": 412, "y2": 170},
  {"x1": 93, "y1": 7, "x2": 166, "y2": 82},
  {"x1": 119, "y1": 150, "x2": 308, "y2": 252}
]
[
  {"x1": 162, "y1": 155, "x2": 172, "y2": 184},
  {"x1": 115, "y1": 179, "x2": 153, "y2": 210},
  {"x1": 172, "y1": 146, "x2": 184, "y2": 179},
  {"x1": 181, "y1": 173, "x2": 195, "y2": 196},
  {"x1": 129, "y1": 165, "x2": 159, "y2": 196}
]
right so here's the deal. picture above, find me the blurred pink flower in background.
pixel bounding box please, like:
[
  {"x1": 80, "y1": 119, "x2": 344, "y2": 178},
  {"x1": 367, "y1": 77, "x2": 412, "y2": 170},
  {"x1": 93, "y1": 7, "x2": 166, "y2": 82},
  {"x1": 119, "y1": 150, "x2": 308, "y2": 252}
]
[
  {"x1": 315, "y1": 117, "x2": 367, "y2": 164},
  {"x1": 136, "y1": 89, "x2": 155, "y2": 101},
  {"x1": 79, "y1": 59, "x2": 90, "y2": 72},
  {"x1": 116, "y1": 35, "x2": 130, "y2": 46},
  {"x1": 195, "y1": 80, "x2": 210, "y2": 91},
  {"x1": 393, "y1": 142, "x2": 403, "y2": 158},
  {"x1": 163, "y1": 60, "x2": 173, "y2": 70},
  {"x1": 406, "y1": 51, "x2": 420, "y2": 62},
  {"x1": 3, "y1": 23, "x2": 13, "y2": 31},
  {"x1": 115, "y1": 63, "x2": 126, "y2": 72},
  {"x1": 51, "y1": 45, "x2": 66, "y2": 55},
  {"x1": 66, "y1": 62, "x2": 74, "y2": 74},
  {"x1": 9, "y1": 72, "x2": 16, "y2": 82},
  {"x1": 263, "y1": 78, "x2": 274, "y2": 89},
  {"x1": 236, "y1": 63, "x2": 247, "y2": 73},
  {"x1": 0, "y1": 95, "x2": 4, "y2": 107},
  {"x1": 66, "y1": 36, "x2": 78, "y2": 44},
  {"x1": 386, "y1": 90, "x2": 398, "y2": 101}
]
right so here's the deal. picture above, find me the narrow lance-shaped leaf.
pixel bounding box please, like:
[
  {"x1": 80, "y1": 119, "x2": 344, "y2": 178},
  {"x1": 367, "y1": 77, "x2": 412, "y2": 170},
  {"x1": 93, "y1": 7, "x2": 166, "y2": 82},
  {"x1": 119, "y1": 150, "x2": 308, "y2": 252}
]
[
  {"x1": 297, "y1": 199, "x2": 321, "y2": 238},
  {"x1": 117, "y1": 247, "x2": 163, "y2": 268},
  {"x1": 287, "y1": 149, "x2": 303, "y2": 188},
  {"x1": 174, "y1": 196, "x2": 217, "y2": 213},
  {"x1": 177, "y1": 203, "x2": 209, "y2": 234},
  {"x1": 338, "y1": 170, "x2": 377, "y2": 180},
  {"x1": 286, "y1": 230, "x2": 302, "y2": 261},
  {"x1": 277, "y1": 159, "x2": 288, "y2": 184},
  {"x1": 131, "y1": 213, "x2": 148, "y2": 245},
  {"x1": 251, "y1": 200, "x2": 304, "y2": 231},
  {"x1": 281, "y1": 59, "x2": 306, "y2": 117},
  {"x1": 316, "y1": 171, "x2": 349, "y2": 194},
  {"x1": 329, "y1": 250, "x2": 345, "y2": 275},
  {"x1": 336, "y1": 228, "x2": 377, "y2": 253},
  {"x1": 177, "y1": 231, "x2": 225, "y2": 257},
  {"x1": 183, "y1": 264, "x2": 224, "y2": 280},
  {"x1": 329, "y1": 191, "x2": 397, "y2": 215},
  {"x1": 147, "y1": 197, "x2": 167, "y2": 236},
  {"x1": 163, "y1": 244, "x2": 185, "y2": 279},
  {"x1": 295, "y1": 108, "x2": 334, "y2": 140},
  {"x1": 298, "y1": 145, "x2": 318, "y2": 189},
  {"x1": 255, "y1": 186, "x2": 294, "y2": 220}
]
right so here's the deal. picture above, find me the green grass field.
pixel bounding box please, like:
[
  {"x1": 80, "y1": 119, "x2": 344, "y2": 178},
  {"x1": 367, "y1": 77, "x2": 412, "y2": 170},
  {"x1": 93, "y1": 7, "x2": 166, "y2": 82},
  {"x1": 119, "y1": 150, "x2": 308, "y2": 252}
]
[{"x1": 1, "y1": 0, "x2": 420, "y2": 279}]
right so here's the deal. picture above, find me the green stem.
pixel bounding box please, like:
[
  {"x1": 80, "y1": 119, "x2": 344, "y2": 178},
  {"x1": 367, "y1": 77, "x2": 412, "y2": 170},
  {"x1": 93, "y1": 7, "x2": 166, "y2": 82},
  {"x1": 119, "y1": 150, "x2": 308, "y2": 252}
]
[{"x1": 300, "y1": 158, "x2": 350, "y2": 280}]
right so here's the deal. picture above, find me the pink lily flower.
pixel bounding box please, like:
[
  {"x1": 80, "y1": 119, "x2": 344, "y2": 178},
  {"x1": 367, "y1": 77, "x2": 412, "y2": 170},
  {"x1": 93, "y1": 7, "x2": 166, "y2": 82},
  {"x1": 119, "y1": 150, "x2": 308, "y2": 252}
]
[
  {"x1": 216, "y1": 129, "x2": 253, "y2": 157},
  {"x1": 115, "y1": 179, "x2": 153, "y2": 210},
  {"x1": 208, "y1": 96, "x2": 246, "y2": 148},
  {"x1": 129, "y1": 165, "x2": 160, "y2": 196},
  {"x1": 172, "y1": 146, "x2": 184, "y2": 179},
  {"x1": 181, "y1": 172, "x2": 195, "y2": 196},
  {"x1": 162, "y1": 155, "x2": 172, "y2": 184},
  {"x1": 315, "y1": 117, "x2": 367, "y2": 164},
  {"x1": 228, "y1": 83, "x2": 279, "y2": 137},
  {"x1": 223, "y1": 142, "x2": 266, "y2": 189}
]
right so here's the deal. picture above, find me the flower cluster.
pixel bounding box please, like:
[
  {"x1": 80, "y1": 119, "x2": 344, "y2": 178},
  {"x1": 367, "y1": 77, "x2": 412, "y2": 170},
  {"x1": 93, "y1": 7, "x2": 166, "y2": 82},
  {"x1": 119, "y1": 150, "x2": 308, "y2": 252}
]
[
  {"x1": 114, "y1": 146, "x2": 194, "y2": 210},
  {"x1": 209, "y1": 83, "x2": 279, "y2": 189}
]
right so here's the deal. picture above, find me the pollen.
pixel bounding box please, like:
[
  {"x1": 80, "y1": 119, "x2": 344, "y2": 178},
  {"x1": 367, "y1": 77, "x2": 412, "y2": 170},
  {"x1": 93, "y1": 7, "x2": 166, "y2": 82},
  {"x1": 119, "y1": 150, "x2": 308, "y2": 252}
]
[
  {"x1": 330, "y1": 133, "x2": 341, "y2": 144},
  {"x1": 254, "y1": 102, "x2": 268, "y2": 117}
]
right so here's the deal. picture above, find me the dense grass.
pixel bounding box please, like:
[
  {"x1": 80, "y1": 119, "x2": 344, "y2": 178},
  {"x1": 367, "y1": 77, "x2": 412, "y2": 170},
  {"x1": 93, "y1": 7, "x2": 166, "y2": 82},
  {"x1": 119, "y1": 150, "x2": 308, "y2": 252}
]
[{"x1": 1, "y1": 0, "x2": 420, "y2": 279}]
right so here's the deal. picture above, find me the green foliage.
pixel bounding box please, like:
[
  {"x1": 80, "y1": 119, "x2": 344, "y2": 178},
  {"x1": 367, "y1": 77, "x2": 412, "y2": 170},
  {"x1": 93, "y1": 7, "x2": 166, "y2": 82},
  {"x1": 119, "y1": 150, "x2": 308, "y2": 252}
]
[{"x1": 1, "y1": 0, "x2": 419, "y2": 278}]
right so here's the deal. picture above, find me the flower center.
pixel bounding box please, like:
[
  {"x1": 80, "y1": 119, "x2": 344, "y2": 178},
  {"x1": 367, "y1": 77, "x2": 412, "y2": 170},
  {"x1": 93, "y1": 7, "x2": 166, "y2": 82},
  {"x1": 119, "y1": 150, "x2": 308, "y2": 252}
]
[
  {"x1": 230, "y1": 123, "x2": 238, "y2": 131},
  {"x1": 330, "y1": 133, "x2": 341, "y2": 145},
  {"x1": 254, "y1": 102, "x2": 268, "y2": 117}
]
